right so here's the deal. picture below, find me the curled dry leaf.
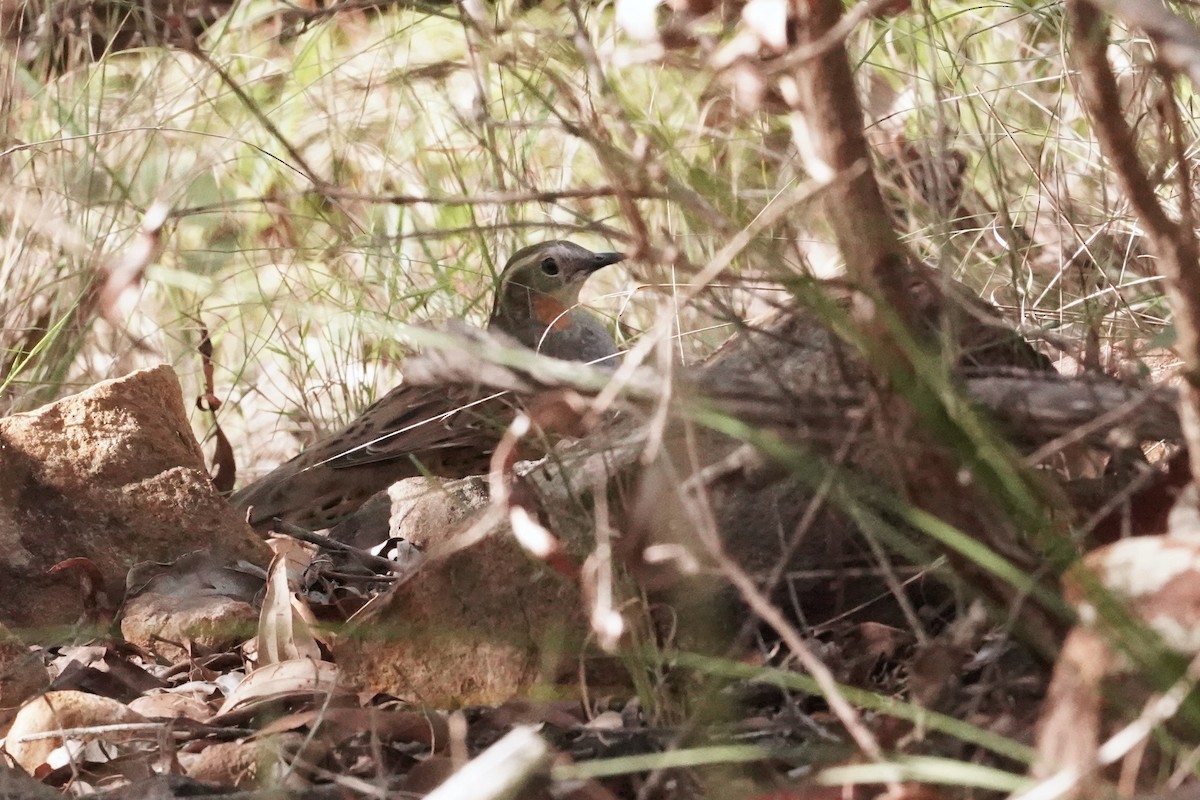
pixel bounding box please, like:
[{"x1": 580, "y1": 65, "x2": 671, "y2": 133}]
[
  {"x1": 96, "y1": 201, "x2": 169, "y2": 329},
  {"x1": 1066, "y1": 535, "x2": 1200, "y2": 653},
  {"x1": 210, "y1": 659, "x2": 341, "y2": 724},
  {"x1": 1037, "y1": 498, "x2": 1200, "y2": 782},
  {"x1": 6, "y1": 690, "x2": 151, "y2": 775},
  {"x1": 127, "y1": 692, "x2": 213, "y2": 723},
  {"x1": 50, "y1": 645, "x2": 164, "y2": 703},
  {"x1": 196, "y1": 321, "x2": 237, "y2": 493},
  {"x1": 256, "y1": 542, "x2": 321, "y2": 668}
]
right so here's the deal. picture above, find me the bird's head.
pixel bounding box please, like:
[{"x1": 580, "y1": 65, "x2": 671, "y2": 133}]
[{"x1": 490, "y1": 240, "x2": 624, "y2": 329}]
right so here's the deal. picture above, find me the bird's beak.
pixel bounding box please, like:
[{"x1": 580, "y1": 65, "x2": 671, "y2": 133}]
[{"x1": 588, "y1": 251, "x2": 625, "y2": 273}]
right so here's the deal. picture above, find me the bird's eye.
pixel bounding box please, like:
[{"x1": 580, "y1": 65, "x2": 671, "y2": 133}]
[{"x1": 540, "y1": 258, "x2": 560, "y2": 276}]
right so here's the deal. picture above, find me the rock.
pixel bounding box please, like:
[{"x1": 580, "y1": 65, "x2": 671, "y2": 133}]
[
  {"x1": 333, "y1": 477, "x2": 603, "y2": 706},
  {"x1": 179, "y1": 733, "x2": 322, "y2": 790},
  {"x1": 121, "y1": 591, "x2": 257, "y2": 662},
  {"x1": 0, "y1": 366, "x2": 268, "y2": 631},
  {"x1": 330, "y1": 475, "x2": 489, "y2": 552},
  {"x1": 119, "y1": 550, "x2": 263, "y2": 660}
]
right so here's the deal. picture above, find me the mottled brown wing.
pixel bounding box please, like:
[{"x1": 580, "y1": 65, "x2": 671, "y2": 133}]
[
  {"x1": 230, "y1": 381, "x2": 519, "y2": 530},
  {"x1": 319, "y1": 382, "x2": 516, "y2": 470}
]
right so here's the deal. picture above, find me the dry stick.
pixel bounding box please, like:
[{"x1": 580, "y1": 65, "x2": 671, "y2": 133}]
[
  {"x1": 778, "y1": 1, "x2": 916, "y2": 332},
  {"x1": 1023, "y1": 385, "x2": 1172, "y2": 466},
  {"x1": 10, "y1": 722, "x2": 175, "y2": 742},
  {"x1": 1068, "y1": 0, "x2": 1200, "y2": 486},
  {"x1": 269, "y1": 518, "x2": 407, "y2": 576},
  {"x1": 963, "y1": 375, "x2": 1180, "y2": 443},
  {"x1": 406, "y1": 326, "x2": 1184, "y2": 444},
  {"x1": 320, "y1": 186, "x2": 668, "y2": 206}
]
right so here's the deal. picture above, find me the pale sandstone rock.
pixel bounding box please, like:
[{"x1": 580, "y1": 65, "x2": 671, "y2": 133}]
[
  {"x1": 121, "y1": 592, "x2": 257, "y2": 661},
  {"x1": 332, "y1": 476, "x2": 602, "y2": 706},
  {"x1": 119, "y1": 550, "x2": 263, "y2": 660},
  {"x1": 0, "y1": 366, "x2": 267, "y2": 630},
  {"x1": 179, "y1": 733, "x2": 325, "y2": 789}
]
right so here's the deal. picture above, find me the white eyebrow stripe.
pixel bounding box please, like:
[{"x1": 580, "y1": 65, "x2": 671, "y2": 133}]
[{"x1": 499, "y1": 243, "x2": 567, "y2": 288}]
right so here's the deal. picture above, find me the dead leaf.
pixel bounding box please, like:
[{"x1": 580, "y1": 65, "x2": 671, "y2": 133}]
[
  {"x1": 96, "y1": 202, "x2": 168, "y2": 329},
  {"x1": 127, "y1": 692, "x2": 213, "y2": 722},
  {"x1": 195, "y1": 321, "x2": 236, "y2": 493},
  {"x1": 256, "y1": 544, "x2": 321, "y2": 668},
  {"x1": 210, "y1": 659, "x2": 341, "y2": 724},
  {"x1": 6, "y1": 691, "x2": 151, "y2": 775}
]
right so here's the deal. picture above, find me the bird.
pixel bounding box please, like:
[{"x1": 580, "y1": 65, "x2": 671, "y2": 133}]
[{"x1": 230, "y1": 240, "x2": 625, "y2": 531}]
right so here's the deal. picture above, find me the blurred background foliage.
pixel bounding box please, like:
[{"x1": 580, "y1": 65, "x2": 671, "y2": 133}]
[{"x1": 0, "y1": 0, "x2": 1171, "y2": 479}]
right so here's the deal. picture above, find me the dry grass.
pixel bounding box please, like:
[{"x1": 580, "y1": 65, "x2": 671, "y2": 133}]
[{"x1": 1, "y1": 1, "x2": 1194, "y2": 792}]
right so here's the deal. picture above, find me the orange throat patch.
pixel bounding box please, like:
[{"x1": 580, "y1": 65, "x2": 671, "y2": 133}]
[{"x1": 531, "y1": 294, "x2": 572, "y2": 331}]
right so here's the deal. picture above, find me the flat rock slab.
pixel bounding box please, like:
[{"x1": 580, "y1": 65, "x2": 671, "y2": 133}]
[
  {"x1": 333, "y1": 477, "x2": 604, "y2": 707},
  {"x1": 0, "y1": 365, "x2": 267, "y2": 630}
]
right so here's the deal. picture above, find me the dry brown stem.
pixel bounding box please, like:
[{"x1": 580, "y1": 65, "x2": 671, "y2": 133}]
[
  {"x1": 1068, "y1": 0, "x2": 1200, "y2": 490},
  {"x1": 781, "y1": 0, "x2": 916, "y2": 335}
]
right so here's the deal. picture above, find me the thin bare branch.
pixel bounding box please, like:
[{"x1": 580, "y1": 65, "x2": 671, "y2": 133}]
[{"x1": 1068, "y1": 0, "x2": 1200, "y2": 487}]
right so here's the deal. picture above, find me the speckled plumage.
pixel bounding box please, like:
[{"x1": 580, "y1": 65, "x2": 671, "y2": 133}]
[{"x1": 230, "y1": 241, "x2": 623, "y2": 530}]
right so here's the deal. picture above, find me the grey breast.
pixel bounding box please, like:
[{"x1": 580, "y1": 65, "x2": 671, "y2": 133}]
[{"x1": 490, "y1": 310, "x2": 619, "y2": 364}]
